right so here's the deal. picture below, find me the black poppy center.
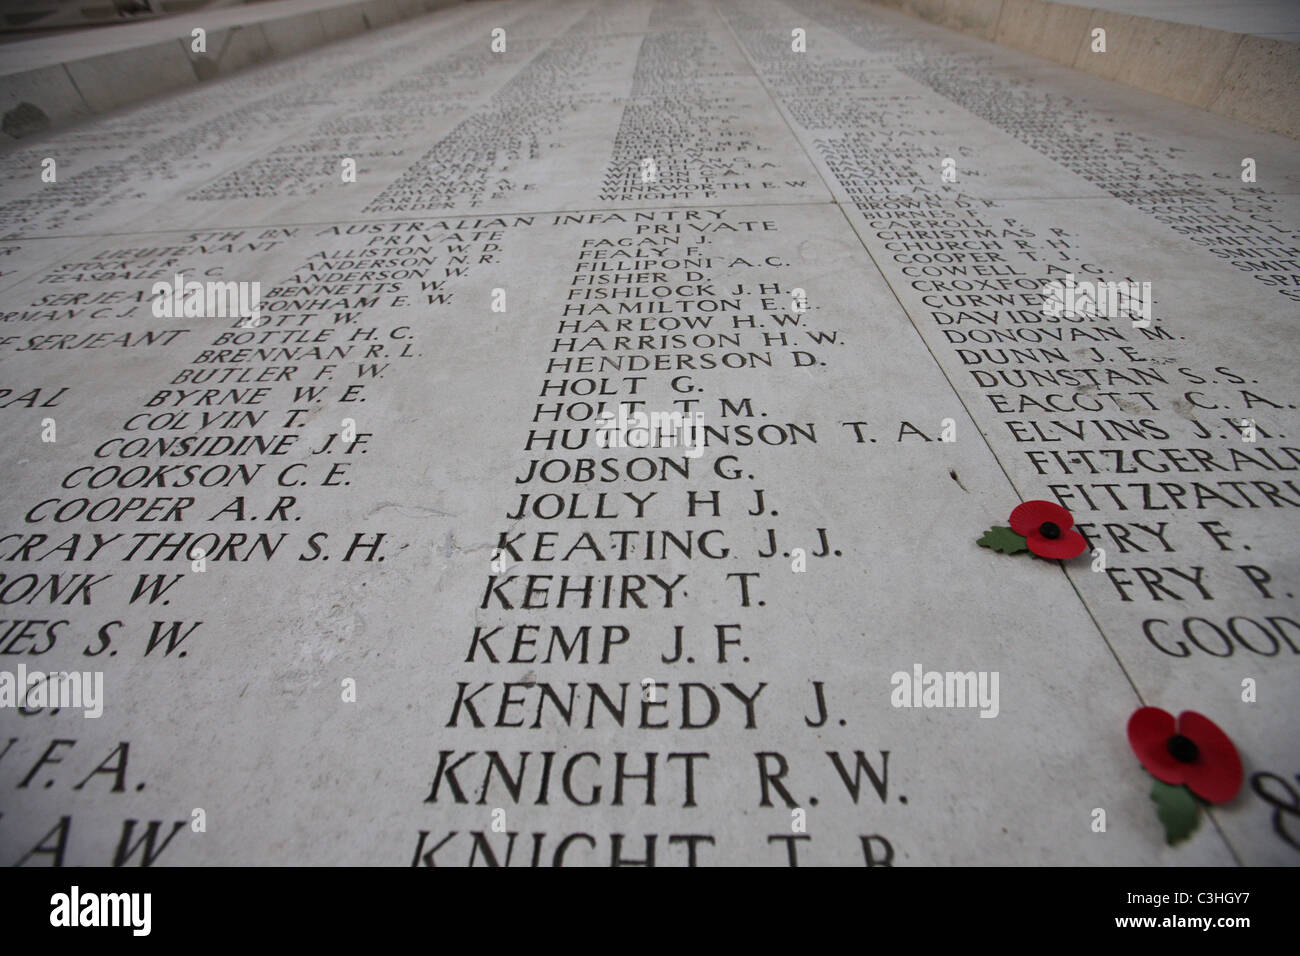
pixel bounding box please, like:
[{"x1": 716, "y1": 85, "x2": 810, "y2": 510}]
[
  {"x1": 1039, "y1": 521, "x2": 1062, "y2": 540},
  {"x1": 1167, "y1": 734, "x2": 1199, "y2": 764}
]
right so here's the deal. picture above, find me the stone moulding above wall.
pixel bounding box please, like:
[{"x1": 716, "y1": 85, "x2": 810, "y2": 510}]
[
  {"x1": 0, "y1": 0, "x2": 463, "y2": 141},
  {"x1": 866, "y1": 0, "x2": 1300, "y2": 139}
]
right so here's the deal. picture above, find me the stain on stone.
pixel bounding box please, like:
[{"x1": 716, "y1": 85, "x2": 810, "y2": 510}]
[
  {"x1": 2, "y1": 102, "x2": 50, "y2": 139},
  {"x1": 191, "y1": 56, "x2": 219, "y2": 82}
]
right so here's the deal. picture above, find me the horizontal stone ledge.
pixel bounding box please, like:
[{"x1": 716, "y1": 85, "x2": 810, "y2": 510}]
[
  {"x1": 864, "y1": 0, "x2": 1300, "y2": 139},
  {"x1": 0, "y1": 0, "x2": 464, "y2": 141}
]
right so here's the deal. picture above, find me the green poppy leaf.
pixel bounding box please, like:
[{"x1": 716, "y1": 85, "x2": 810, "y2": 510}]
[
  {"x1": 976, "y1": 526, "x2": 1028, "y2": 554},
  {"x1": 1150, "y1": 779, "x2": 1200, "y2": 846}
]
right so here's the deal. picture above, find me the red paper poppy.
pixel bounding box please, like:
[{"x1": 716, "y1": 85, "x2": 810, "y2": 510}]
[
  {"x1": 1127, "y1": 707, "x2": 1243, "y2": 803},
  {"x1": 1008, "y1": 500, "x2": 1087, "y2": 559}
]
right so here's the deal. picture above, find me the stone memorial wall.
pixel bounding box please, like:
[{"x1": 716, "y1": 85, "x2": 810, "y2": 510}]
[{"x1": 0, "y1": 0, "x2": 1296, "y2": 866}]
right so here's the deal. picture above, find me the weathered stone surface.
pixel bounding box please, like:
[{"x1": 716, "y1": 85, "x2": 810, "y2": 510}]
[
  {"x1": 0, "y1": 0, "x2": 1296, "y2": 867},
  {"x1": 869, "y1": 0, "x2": 1300, "y2": 137}
]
